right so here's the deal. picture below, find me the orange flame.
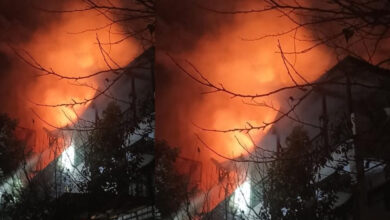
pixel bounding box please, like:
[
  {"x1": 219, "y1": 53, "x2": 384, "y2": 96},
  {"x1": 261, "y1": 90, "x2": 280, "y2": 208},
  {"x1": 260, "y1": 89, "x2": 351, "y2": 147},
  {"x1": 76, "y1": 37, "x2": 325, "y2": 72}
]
[
  {"x1": 24, "y1": 3, "x2": 139, "y2": 131},
  {"x1": 158, "y1": 0, "x2": 336, "y2": 212},
  {"x1": 15, "y1": 1, "x2": 140, "y2": 167}
]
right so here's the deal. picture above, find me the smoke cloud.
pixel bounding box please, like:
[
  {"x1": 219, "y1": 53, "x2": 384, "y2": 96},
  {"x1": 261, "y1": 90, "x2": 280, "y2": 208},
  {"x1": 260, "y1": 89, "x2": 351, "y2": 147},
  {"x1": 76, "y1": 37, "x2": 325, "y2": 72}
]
[
  {"x1": 0, "y1": 0, "x2": 140, "y2": 159},
  {"x1": 155, "y1": 2, "x2": 335, "y2": 210}
]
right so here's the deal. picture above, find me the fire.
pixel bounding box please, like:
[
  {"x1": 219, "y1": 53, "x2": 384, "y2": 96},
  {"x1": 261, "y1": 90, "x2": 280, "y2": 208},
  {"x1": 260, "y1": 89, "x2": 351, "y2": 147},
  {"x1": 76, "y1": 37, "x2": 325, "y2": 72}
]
[
  {"x1": 23, "y1": 2, "x2": 140, "y2": 131},
  {"x1": 157, "y1": 0, "x2": 336, "y2": 212},
  {"x1": 12, "y1": 1, "x2": 140, "y2": 167}
]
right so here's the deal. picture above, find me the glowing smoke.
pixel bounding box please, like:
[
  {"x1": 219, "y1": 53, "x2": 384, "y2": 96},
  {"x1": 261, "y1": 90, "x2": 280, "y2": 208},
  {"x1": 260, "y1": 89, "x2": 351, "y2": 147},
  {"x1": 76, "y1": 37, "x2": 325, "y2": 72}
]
[
  {"x1": 156, "y1": 0, "x2": 334, "y2": 211},
  {"x1": 0, "y1": 0, "x2": 140, "y2": 169}
]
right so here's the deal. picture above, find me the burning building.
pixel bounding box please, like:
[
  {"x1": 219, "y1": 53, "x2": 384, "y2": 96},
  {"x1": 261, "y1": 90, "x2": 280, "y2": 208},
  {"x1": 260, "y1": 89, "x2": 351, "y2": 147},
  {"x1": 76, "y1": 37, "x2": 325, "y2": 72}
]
[
  {"x1": 201, "y1": 56, "x2": 390, "y2": 219},
  {"x1": 0, "y1": 45, "x2": 155, "y2": 219},
  {"x1": 0, "y1": 0, "x2": 156, "y2": 218}
]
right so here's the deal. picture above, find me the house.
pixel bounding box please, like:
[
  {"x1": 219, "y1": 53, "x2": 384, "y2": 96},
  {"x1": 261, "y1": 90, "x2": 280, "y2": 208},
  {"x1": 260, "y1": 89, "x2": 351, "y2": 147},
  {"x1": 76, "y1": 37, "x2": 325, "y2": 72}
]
[
  {"x1": 0, "y1": 47, "x2": 156, "y2": 220},
  {"x1": 204, "y1": 56, "x2": 390, "y2": 219}
]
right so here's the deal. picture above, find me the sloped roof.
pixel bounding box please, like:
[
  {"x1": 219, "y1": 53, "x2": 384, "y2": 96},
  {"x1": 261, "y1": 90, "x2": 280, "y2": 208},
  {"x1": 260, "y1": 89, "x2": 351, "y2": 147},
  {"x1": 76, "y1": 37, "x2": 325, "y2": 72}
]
[{"x1": 318, "y1": 56, "x2": 390, "y2": 82}]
